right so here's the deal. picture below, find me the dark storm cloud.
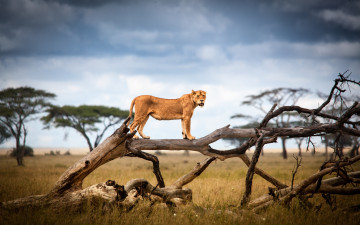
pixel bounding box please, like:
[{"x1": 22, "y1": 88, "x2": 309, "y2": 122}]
[
  {"x1": 206, "y1": 0, "x2": 360, "y2": 43},
  {"x1": 317, "y1": 2, "x2": 360, "y2": 31},
  {"x1": 0, "y1": 0, "x2": 359, "y2": 57},
  {"x1": 268, "y1": 0, "x2": 360, "y2": 36},
  {"x1": 269, "y1": 0, "x2": 342, "y2": 12},
  {"x1": 0, "y1": 0, "x2": 78, "y2": 54}
]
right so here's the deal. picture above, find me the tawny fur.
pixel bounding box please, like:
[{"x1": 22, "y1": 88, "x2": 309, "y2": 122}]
[{"x1": 128, "y1": 90, "x2": 206, "y2": 140}]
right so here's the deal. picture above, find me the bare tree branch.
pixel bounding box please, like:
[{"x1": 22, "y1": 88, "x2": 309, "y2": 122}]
[
  {"x1": 169, "y1": 157, "x2": 216, "y2": 189},
  {"x1": 291, "y1": 155, "x2": 302, "y2": 190},
  {"x1": 125, "y1": 144, "x2": 165, "y2": 188},
  {"x1": 238, "y1": 154, "x2": 287, "y2": 189},
  {"x1": 241, "y1": 133, "x2": 266, "y2": 205},
  {"x1": 249, "y1": 171, "x2": 360, "y2": 211},
  {"x1": 281, "y1": 155, "x2": 360, "y2": 205}
]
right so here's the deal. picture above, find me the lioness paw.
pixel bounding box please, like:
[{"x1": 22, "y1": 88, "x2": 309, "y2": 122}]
[{"x1": 187, "y1": 135, "x2": 195, "y2": 140}]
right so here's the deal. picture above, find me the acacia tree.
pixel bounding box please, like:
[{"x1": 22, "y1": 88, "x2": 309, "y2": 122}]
[
  {"x1": 41, "y1": 105, "x2": 129, "y2": 151},
  {"x1": 0, "y1": 87, "x2": 56, "y2": 166},
  {"x1": 237, "y1": 88, "x2": 309, "y2": 159}
]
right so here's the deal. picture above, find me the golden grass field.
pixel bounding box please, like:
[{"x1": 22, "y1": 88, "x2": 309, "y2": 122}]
[{"x1": 0, "y1": 151, "x2": 360, "y2": 225}]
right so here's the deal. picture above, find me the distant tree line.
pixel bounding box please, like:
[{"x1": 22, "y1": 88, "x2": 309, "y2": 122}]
[{"x1": 0, "y1": 86, "x2": 129, "y2": 166}]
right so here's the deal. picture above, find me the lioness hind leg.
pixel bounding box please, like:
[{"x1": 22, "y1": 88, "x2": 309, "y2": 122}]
[
  {"x1": 138, "y1": 115, "x2": 150, "y2": 139},
  {"x1": 129, "y1": 120, "x2": 140, "y2": 139}
]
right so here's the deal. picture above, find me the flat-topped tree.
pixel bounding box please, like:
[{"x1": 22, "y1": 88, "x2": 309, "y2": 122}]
[
  {"x1": 0, "y1": 87, "x2": 56, "y2": 166},
  {"x1": 41, "y1": 105, "x2": 129, "y2": 151}
]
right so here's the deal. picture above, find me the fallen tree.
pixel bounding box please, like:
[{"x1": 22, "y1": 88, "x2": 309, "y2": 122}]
[{"x1": 1, "y1": 73, "x2": 359, "y2": 213}]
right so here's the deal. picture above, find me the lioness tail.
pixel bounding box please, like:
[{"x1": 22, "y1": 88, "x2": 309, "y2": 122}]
[{"x1": 127, "y1": 98, "x2": 136, "y2": 126}]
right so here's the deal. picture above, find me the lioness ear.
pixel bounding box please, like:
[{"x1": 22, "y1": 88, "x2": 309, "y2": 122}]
[{"x1": 192, "y1": 90, "x2": 196, "y2": 95}]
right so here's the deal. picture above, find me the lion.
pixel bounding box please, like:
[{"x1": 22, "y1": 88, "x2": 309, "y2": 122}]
[{"x1": 127, "y1": 90, "x2": 206, "y2": 140}]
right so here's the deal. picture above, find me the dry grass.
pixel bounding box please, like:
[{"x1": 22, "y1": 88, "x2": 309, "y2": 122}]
[{"x1": 0, "y1": 152, "x2": 360, "y2": 225}]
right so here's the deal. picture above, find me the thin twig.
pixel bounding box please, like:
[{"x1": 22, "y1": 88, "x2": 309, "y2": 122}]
[{"x1": 291, "y1": 155, "x2": 302, "y2": 190}]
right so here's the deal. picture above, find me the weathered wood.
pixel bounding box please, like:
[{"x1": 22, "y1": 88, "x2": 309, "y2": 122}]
[
  {"x1": 238, "y1": 154, "x2": 287, "y2": 189},
  {"x1": 280, "y1": 155, "x2": 360, "y2": 205},
  {"x1": 249, "y1": 171, "x2": 360, "y2": 210},
  {"x1": 129, "y1": 125, "x2": 256, "y2": 160},
  {"x1": 124, "y1": 179, "x2": 192, "y2": 201},
  {"x1": 241, "y1": 133, "x2": 265, "y2": 205},
  {"x1": 125, "y1": 143, "x2": 165, "y2": 188},
  {"x1": 249, "y1": 169, "x2": 360, "y2": 211},
  {"x1": 169, "y1": 157, "x2": 216, "y2": 189}
]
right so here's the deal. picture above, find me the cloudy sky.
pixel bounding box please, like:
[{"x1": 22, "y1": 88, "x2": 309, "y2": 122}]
[{"x1": 1, "y1": 0, "x2": 359, "y2": 151}]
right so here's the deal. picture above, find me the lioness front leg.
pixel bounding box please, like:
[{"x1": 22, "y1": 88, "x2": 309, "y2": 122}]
[
  {"x1": 184, "y1": 117, "x2": 195, "y2": 140},
  {"x1": 181, "y1": 119, "x2": 187, "y2": 139}
]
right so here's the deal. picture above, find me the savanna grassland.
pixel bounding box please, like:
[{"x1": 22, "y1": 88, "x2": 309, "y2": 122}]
[{"x1": 1, "y1": 152, "x2": 359, "y2": 225}]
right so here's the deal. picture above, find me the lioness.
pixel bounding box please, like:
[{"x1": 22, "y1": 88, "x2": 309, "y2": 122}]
[{"x1": 128, "y1": 90, "x2": 206, "y2": 140}]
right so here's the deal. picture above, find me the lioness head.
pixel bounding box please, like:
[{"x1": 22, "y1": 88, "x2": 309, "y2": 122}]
[{"x1": 192, "y1": 90, "x2": 206, "y2": 108}]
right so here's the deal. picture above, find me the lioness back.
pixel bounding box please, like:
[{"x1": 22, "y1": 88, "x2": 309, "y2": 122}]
[{"x1": 134, "y1": 95, "x2": 185, "y2": 120}]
